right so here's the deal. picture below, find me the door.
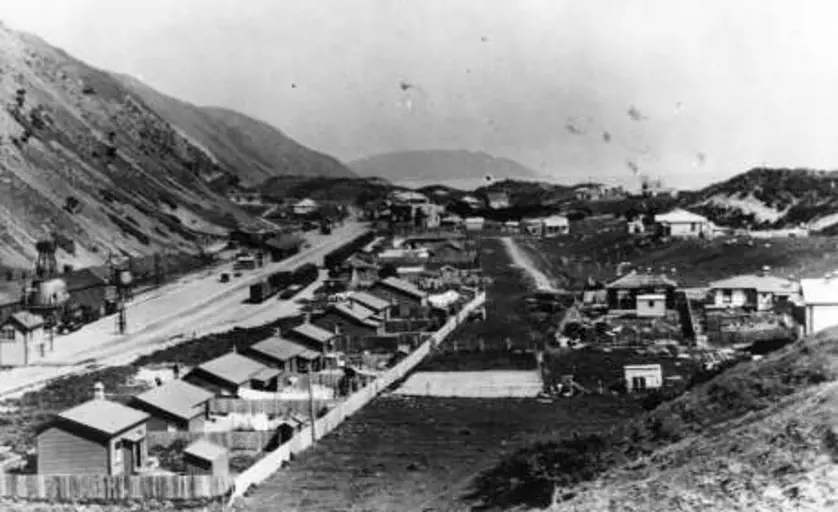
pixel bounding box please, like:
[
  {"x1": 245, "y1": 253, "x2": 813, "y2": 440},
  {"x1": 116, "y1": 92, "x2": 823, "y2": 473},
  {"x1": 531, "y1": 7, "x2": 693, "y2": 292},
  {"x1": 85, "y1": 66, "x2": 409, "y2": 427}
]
[
  {"x1": 122, "y1": 442, "x2": 134, "y2": 474},
  {"x1": 631, "y1": 376, "x2": 647, "y2": 391}
]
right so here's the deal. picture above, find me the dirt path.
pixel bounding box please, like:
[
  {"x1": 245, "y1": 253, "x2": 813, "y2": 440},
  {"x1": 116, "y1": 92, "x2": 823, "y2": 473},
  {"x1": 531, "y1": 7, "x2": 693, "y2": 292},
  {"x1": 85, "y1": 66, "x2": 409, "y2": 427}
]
[{"x1": 501, "y1": 236, "x2": 557, "y2": 291}]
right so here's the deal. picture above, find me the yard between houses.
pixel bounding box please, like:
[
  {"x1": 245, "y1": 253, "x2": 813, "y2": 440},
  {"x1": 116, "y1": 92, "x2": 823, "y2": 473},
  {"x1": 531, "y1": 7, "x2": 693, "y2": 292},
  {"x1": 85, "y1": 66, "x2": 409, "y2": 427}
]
[
  {"x1": 238, "y1": 394, "x2": 639, "y2": 512},
  {"x1": 395, "y1": 370, "x2": 543, "y2": 398},
  {"x1": 522, "y1": 216, "x2": 838, "y2": 289}
]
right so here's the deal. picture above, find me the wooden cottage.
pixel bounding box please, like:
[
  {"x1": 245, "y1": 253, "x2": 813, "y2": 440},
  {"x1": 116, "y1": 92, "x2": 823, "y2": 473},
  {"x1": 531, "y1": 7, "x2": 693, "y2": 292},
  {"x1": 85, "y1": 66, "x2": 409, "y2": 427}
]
[
  {"x1": 246, "y1": 336, "x2": 323, "y2": 373},
  {"x1": 129, "y1": 379, "x2": 214, "y2": 432},
  {"x1": 183, "y1": 352, "x2": 281, "y2": 396},
  {"x1": 183, "y1": 439, "x2": 229, "y2": 477},
  {"x1": 348, "y1": 291, "x2": 391, "y2": 320},
  {"x1": 368, "y1": 276, "x2": 428, "y2": 317},
  {"x1": 313, "y1": 302, "x2": 385, "y2": 350},
  {"x1": 285, "y1": 322, "x2": 337, "y2": 352},
  {"x1": 0, "y1": 311, "x2": 49, "y2": 366},
  {"x1": 605, "y1": 271, "x2": 678, "y2": 311},
  {"x1": 37, "y1": 392, "x2": 150, "y2": 475}
]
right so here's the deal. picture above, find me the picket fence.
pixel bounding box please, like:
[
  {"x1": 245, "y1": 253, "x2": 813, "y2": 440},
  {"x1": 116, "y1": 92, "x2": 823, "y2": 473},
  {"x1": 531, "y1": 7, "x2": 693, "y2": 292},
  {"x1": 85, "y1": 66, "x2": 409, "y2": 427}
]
[
  {"x1": 209, "y1": 398, "x2": 336, "y2": 417},
  {"x1": 0, "y1": 473, "x2": 233, "y2": 501},
  {"x1": 228, "y1": 291, "x2": 486, "y2": 504}
]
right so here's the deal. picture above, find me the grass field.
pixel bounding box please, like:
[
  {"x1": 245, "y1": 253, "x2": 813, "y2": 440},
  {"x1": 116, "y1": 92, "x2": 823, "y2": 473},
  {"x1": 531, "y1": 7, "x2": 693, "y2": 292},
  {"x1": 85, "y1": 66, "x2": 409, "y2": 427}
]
[
  {"x1": 524, "y1": 217, "x2": 838, "y2": 288},
  {"x1": 239, "y1": 394, "x2": 639, "y2": 512}
]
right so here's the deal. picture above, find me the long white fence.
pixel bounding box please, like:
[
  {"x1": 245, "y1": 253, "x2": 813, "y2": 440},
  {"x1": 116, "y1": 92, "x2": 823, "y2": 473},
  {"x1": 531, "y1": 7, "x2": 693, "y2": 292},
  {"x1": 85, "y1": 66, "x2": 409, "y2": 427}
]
[{"x1": 227, "y1": 291, "x2": 486, "y2": 505}]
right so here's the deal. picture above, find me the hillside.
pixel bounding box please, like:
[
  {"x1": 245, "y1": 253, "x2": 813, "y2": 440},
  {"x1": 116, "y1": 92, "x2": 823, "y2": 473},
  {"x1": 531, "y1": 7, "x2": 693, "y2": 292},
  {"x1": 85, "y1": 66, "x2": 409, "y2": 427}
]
[
  {"x1": 117, "y1": 74, "x2": 356, "y2": 185},
  {"x1": 685, "y1": 168, "x2": 838, "y2": 230},
  {"x1": 469, "y1": 328, "x2": 838, "y2": 511},
  {"x1": 348, "y1": 149, "x2": 542, "y2": 186},
  {"x1": 259, "y1": 175, "x2": 394, "y2": 206},
  {"x1": 0, "y1": 23, "x2": 289, "y2": 268}
]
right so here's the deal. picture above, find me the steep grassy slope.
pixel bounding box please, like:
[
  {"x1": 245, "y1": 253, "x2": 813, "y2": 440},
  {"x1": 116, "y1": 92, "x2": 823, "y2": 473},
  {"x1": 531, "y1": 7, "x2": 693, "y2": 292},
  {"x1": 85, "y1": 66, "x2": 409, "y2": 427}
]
[
  {"x1": 469, "y1": 327, "x2": 838, "y2": 511},
  {"x1": 349, "y1": 149, "x2": 541, "y2": 185},
  {"x1": 116, "y1": 74, "x2": 356, "y2": 185},
  {"x1": 685, "y1": 168, "x2": 838, "y2": 229},
  {"x1": 0, "y1": 22, "x2": 337, "y2": 269}
]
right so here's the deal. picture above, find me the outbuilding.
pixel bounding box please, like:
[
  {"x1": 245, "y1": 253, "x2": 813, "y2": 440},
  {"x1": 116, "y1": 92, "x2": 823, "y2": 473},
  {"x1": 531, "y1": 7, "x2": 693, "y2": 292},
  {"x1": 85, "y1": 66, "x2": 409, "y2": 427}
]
[
  {"x1": 542, "y1": 215, "x2": 570, "y2": 237},
  {"x1": 624, "y1": 364, "x2": 663, "y2": 392},
  {"x1": 800, "y1": 275, "x2": 838, "y2": 336},
  {"x1": 183, "y1": 439, "x2": 229, "y2": 477},
  {"x1": 37, "y1": 387, "x2": 150, "y2": 475},
  {"x1": 0, "y1": 311, "x2": 49, "y2": 366},
  {"x1": 636, "y1": 293, "x2": 666, "y2": 317}
]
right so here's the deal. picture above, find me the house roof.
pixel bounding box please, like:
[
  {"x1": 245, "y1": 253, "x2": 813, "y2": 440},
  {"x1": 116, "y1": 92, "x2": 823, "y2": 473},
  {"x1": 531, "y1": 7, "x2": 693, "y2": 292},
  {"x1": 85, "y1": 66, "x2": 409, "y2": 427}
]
[
  {"x1": 801, "y1": 277, "x2": 838, "y2": 305},
  {"x1": 637, "y1": 293, "x2": 666, "y2": 300},
  {"x1": 290, "y1": 322, "x2": 334, "y2": 345},
  {"x1": 543, "y1": 215, "x2": 569, "y2": 227},
  {"x1": 464, "y1": 217, "x2": 485, "y2": 223},
  {"x1": 64, "y1": 267, "x2": 109, "y2": 291},
  {"x1": 57, "y1": 399, "x2": 149, "y2": 438},
  {"x1": 654, "y1": 208, "x2": 709, "y2": 224},
  {"x1": 606, "y1": 271, "x2": 678, "y2": 290},
  {"x1": 264, "y1": 235, "x2": 303, "y2": 251},
  {"x1": 294, "y1": 198, "x2": 318, "y2": 208},
  {"x1": 191, "y1": 352, "x2": 272, "y2": 386},
  {"x1": 485, "y1": 191, "x2": 508, "y2": 201},
  {"x1": 250, "y1": 337, "x2": 309, "y2": 362},
  {"x1": 377, "y1": 276, "x2": 427, "y2": 300},
  {"x1": 184, "y1": 439, "x2": 227, "y2": 461},
  {"x1": 710, "y1": 274, "x2": 800, "y2": 294},
  {"x1": 331, "y1": 303, "x2": 381, "y2": 328},
  {"x1": 7, "y1": 311, "x2": 45, "y2": 331},
  {"x1": 350, "y1": 291, "x2": 390, "y2": 312},
  {"x1": 132, "y1": 379, "x2": 214, "y2": 422}
]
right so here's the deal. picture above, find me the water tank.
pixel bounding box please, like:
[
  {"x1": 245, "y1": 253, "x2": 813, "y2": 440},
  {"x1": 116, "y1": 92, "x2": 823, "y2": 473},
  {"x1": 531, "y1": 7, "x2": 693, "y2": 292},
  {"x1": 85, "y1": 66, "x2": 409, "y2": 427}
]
[
  {"x1": 31, "y1": 278, "x2": 69, "y2": 308},
  {"x1": 117, "y1": 270, "x2": 133, "y2": 287}
]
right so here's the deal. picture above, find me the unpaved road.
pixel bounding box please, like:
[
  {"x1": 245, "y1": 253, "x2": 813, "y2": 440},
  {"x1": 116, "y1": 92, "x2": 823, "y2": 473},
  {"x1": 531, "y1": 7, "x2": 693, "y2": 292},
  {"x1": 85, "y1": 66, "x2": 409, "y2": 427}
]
[
  {"x1": 500, "y1": 236, "x2": 557, "y2": 291},
  {"x1": 0, "y1": 221, "x2": 369, "y2": 399}
]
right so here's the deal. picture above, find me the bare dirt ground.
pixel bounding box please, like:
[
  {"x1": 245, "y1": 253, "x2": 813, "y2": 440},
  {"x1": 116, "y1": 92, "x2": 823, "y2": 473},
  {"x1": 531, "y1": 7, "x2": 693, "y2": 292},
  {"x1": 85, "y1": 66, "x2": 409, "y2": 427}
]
[
  {"x1": 394, "y1": 370, "x2": 543, "y2": 398},
  {"x1": 501, "y1": 236, "x2": 558, "y2": 291}
]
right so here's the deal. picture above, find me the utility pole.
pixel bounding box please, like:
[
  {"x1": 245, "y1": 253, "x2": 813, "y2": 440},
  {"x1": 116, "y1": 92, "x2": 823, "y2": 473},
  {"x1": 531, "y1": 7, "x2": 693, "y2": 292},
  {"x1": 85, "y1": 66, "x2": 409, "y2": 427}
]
[{"x1": 308, "y1": 369, "x2": 317, "y2": 444}]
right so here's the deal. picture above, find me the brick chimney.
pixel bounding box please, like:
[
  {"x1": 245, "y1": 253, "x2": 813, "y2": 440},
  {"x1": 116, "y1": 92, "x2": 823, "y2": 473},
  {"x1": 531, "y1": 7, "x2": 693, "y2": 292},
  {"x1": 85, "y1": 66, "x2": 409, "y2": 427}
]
[{"x1": 93, "y1": 382, "x2": 105, "y2": 400}]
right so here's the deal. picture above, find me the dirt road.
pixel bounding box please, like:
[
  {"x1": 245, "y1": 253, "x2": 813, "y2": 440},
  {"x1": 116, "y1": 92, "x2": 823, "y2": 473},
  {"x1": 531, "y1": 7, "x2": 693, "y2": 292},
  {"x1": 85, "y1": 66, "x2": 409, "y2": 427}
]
[
  {"x1": 0, "y1": 221, "x2": 369, "y2": 399},
  {"x1": 501, "y1": 236, "x2": 557, "y2": 291}
]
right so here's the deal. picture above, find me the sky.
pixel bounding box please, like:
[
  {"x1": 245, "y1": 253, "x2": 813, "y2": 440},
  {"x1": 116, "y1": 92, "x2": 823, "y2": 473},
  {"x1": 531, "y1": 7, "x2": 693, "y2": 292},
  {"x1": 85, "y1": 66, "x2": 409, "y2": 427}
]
[{"x1": 1, "y1": 0, "x2": 837, "y2": 190}]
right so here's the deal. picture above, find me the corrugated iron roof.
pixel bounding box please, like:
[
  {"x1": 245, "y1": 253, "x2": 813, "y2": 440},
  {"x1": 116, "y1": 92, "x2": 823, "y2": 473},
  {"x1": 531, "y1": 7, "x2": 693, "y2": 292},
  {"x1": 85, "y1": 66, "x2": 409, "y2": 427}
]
[
  {"x1": 709, "y1": 274, "x2": 799, "y2": 294},
  {"x1": 291, "y1": 323, "x2": 334, "y2": 345},
  {"x1": 184, "y1": 438, "x2": 227, "y2": 461},
  {"x1": 378, "y1": 277, "x2": 427, "y2": 299},
  {"x1": 606, "y1": 271, "x2": 678, "y2": 290},
  {"x1": 250, "y1": 337, "x2": 308, "y2": 362},
  {"x1": 654, "y1": 208, "x2": 709, "y2": 224},
  {"x1": 57, "y1": 399, "x2": 149, "y2": 437},
  {"x1": 8, "y1": 311, "x2": 45, "y2": 331},
  {"x1": 801, "y1": 277, "x2": 838, "y2": 305},
  {"x1": 332, "y1": 303, "x2": 381, "y2": 327},
  {"x1": 350, "y1": 291, "x2": 390, "y2": 312},
  {"x1": 132, "y1": 379, "x2": 214, "y2": 422},
  {"x1": 191, "y1": 352, "x2": 272, "y2": 386}
]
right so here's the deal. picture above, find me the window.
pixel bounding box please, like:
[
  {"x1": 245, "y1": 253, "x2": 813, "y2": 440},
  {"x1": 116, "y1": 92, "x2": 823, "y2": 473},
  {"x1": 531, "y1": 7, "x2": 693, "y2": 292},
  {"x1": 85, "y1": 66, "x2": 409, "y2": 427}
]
[
  {"x1": 1, "y1": 327, "x2": 14, "y2": 341},
  {"x1": 632, "y1": 376, "x2": 647, "y2": 391},
  {"x1": 648, "y1": 300, "x2": 655, "y2": 308},
  {"x1": 690, "y1": 222, "x2": 696, "y2": 231},
  {"x1": 722, "y1": 289, "x2": 732, "y2": 303}
]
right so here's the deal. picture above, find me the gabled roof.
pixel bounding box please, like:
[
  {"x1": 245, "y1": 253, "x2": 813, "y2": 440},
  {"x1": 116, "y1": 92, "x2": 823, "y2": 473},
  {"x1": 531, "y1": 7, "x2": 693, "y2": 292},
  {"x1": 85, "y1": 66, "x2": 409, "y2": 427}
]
[
  {"x1": 291, "y1": 322, "x2": 335, "y2": 345},
  {"x1": 606, "y1": 271, "x2": 678, "y2": 290},
  {"x1": 654, "y1": 208, "x2": 709, "y2": 224},
  {"x1": 350, "y1": 291, "x2": 391, "y2": 312},
  {"x1": 375, "y1": 276, "x2": 427, "y2": 300},
  {"x1": 330, "y1": 303, "x2": 382, "y2": 328},
  {"x1": 184, "y1": 439, "x2": 227, "y2": 461},
  {"x1": 543, "y1": 215, "x2": 569, "y2": 226},
  {"x1": 6, "y1": 311, "x2": 45, "y2": 331},
  {"x1": 464, "y1": 217, "x2": 485, "y2": 223},
  {"x1": 710, "y1": 274, "x2": 800, "y2": 294},
  {"x1": 250, "y1": 337, "x2": 310, "y2": 362},
  {"x1": 132, "y1": 379, "x2": 214, "y2": 422},
  {"x1": 294, "y1": 198, "x2": 318, "y2": 207},
  {"x1": 56, "y1": 399, "x2": 149, "y2": 438},
  {"x1": 801, "y1": 277, "x2": 838, "y2": 305},
  {"x1": 189, "y1": 352, "x2": 272, "y2": 386}
]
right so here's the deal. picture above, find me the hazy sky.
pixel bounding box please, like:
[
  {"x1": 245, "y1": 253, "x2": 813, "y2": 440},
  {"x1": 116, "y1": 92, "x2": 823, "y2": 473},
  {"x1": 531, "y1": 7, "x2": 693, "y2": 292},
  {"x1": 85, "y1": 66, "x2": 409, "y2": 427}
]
[{"x1": 1, "y1": 0, "x2": 837, "y2": 189}]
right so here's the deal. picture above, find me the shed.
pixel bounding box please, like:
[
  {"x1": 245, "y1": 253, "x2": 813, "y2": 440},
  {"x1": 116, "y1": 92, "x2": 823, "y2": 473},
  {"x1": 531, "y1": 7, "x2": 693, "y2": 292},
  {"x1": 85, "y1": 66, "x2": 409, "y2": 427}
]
[
  {"x1": 636, "y1": 293, "x2": 666, "y2": 318},
  {"x1": 624, "y1": 364, "x2": 663, "y2": 392},
  {"x1": 183, "y1": 439, "x2": 229, "y2": 477},
  {"x1": 37, "y1": 395, "x2": 150, "y2": 475},
  {"x1": 0, "y1": 311, "x2": 48, "y2": 366}
]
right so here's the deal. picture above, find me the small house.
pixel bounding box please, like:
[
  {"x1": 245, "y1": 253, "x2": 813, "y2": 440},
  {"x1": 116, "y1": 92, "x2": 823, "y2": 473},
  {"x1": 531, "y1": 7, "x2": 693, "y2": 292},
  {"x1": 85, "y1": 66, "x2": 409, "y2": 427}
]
[
  {"x1": 800, "y1": 275, "x2": 838, "y2": 336},
  {"x1": 654, "y1": 209, "x2": 713, "y2": 238},
  {"x1": 246, "y1": 336, "x2": 323, "y2": 373},
  {"x1": 183, "y1": 352, "x2": 281, "y2": 396},
  {"x1": 459, "y1": 195, "x2": 484, "y2": 210},
  {"x1": 624, "y1": 364, "x2": 663, "y2": 392},
  {"x1": 464, "y1": 217, "x2": 485, "y2": 232},
  {"x1": 313, "y1": 302, "x2": 385, "y2": 342},
  {"x1": 0, "y1": 311, "x2": 48, "y2": 366},
  {"x1": 368, "y1": 276, "x2": 428, "y2": 316},
  {"x1": 502, "y1": 220, "x2": 520, "y2": 233},
  {"x1": 37, "y1": 386, "x2": 150, "y2": 475},
  {"x1": 129, "y1": 379, "x2": 214, "y2": 432},
  {"x1": 708, "y1": 273, "x2": 800, "y2": 311},
  {"x1": 542, "y1": 215, "x2": 570, "y2": 237},
  {"x1": 484, "y1": 191, "x2": 510, "y2": 210},
  {"x1": 349, "y1": 291, "x2": 392, "y2": 320},
  {"x1": 292, "y1": 198, "x2": 319, "y2": 216},
  {"x1": 183, "y1": 439, "x2": 229, "y2": 477},
  {"x1": 286, "y1": 322, "x2": 338, "y2": 353},
  {"x1": 263, "y1": 235, "x2": 302, "y2": 262},
  {"x1": 523, "y1": 218, "x2": 544, "y2": 237},
  {"x1": 605, "y1": 271, "x2": 678, "y2": 311},
  {"x1": 636, "y1": 293, "x2": 666, "y2": 318}
]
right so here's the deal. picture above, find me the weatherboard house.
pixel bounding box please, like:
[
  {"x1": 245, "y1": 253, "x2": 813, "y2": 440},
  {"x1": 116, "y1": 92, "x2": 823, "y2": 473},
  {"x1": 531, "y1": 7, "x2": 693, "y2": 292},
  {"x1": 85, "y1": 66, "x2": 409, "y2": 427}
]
[
  {"x1": 183, "y1": 351, "x2": 281, "y2": 396},
  {"x1": 129, "y1": 379, "x2": 214, "y2": 432},
  {"x1": 605, "y1": 271, "x2": 678, "y2": 311},
  {"x1": 708, "y1": 273, "x2": 800, "y2": 311},
  {"x1": 800, "y1": 274, "x2": 838, "y2": 336},
  {"x1": 654, "y1": 208, "x2": 713, "y2": 238}
]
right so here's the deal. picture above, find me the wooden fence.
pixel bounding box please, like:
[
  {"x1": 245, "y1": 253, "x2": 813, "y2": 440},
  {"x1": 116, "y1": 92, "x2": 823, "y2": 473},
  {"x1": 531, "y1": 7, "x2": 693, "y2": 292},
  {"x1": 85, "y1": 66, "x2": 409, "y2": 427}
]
[
  {"x1": 228, "y1": 291, "x2": 487, "y2": 504},
  {"x1": 209, "y1": 398, "x2": 336, "y2": 416},
  {"x1": 0, "y1": 473, "x2": 233, "y2": 501},
  {"x1": 148, "y1": 430, "x2": 279, "y2": 452}
]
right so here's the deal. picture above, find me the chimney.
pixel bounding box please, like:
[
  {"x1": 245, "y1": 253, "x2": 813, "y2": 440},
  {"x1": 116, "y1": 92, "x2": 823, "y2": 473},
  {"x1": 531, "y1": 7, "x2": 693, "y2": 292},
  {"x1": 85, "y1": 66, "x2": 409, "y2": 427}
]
[
  {"x1": 93, "y1": 382, "x2": 105, "y2": 401},
  {"x1": 172, "y1": 364, "x2": 180, "y2": 379},
  {"x1": 275, "y1": 327, "x2": 282, "y2": 338},
  {"x1": 304, "y1": 312, "x2": 311, "y2": 324}
]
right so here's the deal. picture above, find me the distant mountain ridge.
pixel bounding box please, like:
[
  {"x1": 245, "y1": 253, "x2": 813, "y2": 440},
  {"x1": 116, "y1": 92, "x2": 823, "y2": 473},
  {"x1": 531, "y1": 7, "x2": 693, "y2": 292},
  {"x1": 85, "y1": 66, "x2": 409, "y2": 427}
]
[
  {"x1": 115, "y1": 75, "x2": 357, "y2": 185},
  {"x1": 348, "y1": 149, "x2": 541, "y2": 186}
]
